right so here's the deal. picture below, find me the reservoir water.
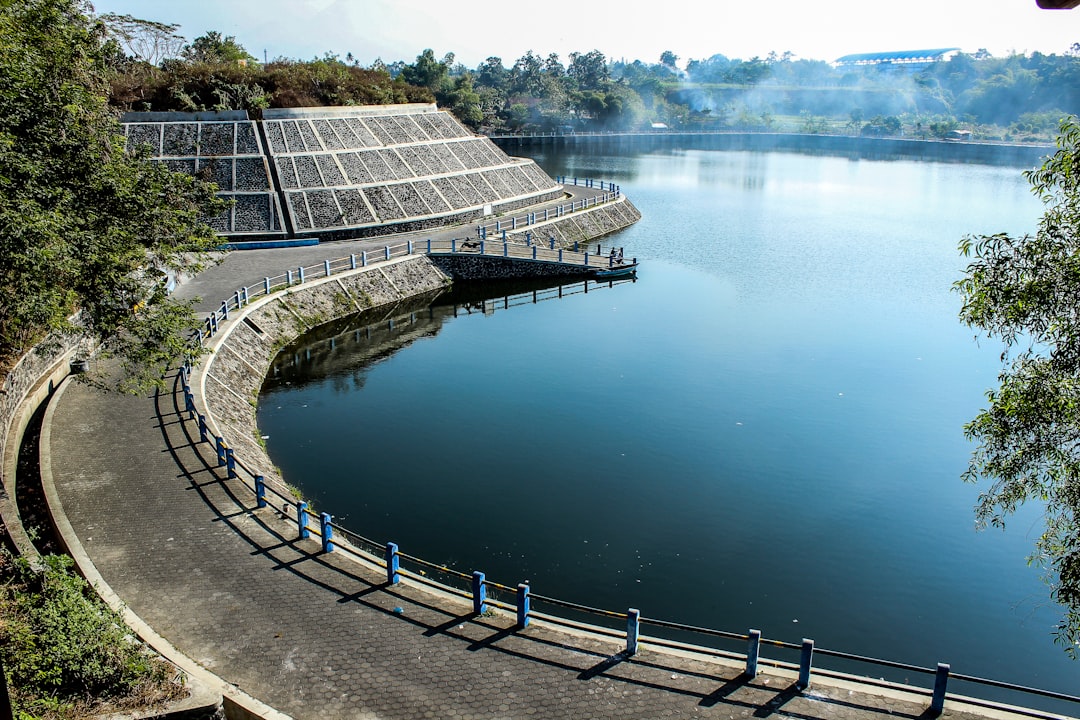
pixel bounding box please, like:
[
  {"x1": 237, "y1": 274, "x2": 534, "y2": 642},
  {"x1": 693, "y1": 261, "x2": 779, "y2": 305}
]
[{"x1": 258, "y1": 145, "x2": 1078, "y2": 706}]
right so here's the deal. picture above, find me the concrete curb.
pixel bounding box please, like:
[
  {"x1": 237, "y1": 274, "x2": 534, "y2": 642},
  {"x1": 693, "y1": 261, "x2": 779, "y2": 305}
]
[{"x1": 39, "y1": 376, "x2": 293, "y2": 720}]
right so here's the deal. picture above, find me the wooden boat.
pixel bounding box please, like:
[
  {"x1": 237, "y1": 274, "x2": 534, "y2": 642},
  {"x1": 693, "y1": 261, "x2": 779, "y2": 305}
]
[{"x1": 592, "y1": 261, "x2": 638, "y2": 279}]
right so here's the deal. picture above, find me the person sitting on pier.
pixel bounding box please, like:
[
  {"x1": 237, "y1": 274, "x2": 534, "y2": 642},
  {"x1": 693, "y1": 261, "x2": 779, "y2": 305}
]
[{"x1": 609, "y1": 247, "x2": 617, "y2": 266}]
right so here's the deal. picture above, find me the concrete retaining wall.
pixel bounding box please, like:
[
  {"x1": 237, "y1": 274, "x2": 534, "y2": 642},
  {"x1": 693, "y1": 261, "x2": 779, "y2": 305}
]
[
  {"x1": 203, "y1": 256, "x2": 451, "y2": 484},
  {"x1": 0, "y1": 338, "x2": 79, "y2": 555}
]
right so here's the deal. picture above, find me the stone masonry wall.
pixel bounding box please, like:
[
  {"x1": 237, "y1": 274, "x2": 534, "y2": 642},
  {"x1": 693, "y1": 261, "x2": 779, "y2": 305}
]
[{"x1": 202, "y1": 256, "x2": 451, "y2": 483}]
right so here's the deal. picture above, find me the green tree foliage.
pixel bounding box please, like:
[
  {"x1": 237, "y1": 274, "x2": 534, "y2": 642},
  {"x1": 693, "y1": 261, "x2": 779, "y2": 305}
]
[
  {"x1": 401, "y1": 49, "x2": 453, "y2": 91},
  {"x1": 0, "y1": 552, "x2": 181, "y2": 716},
  {"x1": 0, "y1": 0, "x2": 222, "y2": 390},
  {"x1": 181, "y1": 30, "x2": 255, "y2": 64},
  {"x1": 955, "y1": 116, "x2": 1080, "y2": 654},
  {"x1": 567, "y1": 50, "x2": 610, "y2": 91},
  {"x1": 111, "y1": 53, "x2": 427, "y2": 112}
]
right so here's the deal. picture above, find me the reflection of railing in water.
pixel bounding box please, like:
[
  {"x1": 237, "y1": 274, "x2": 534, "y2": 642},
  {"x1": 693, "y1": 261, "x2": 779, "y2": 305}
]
[
  {"x1": 265, "y1": 276, "x2": 633, "y2": 382},
  {"x1": 183, "y1": 260, "x2": 1080, "y2": 719},
  {"x1": 453, "y1": 276, "x2": 635, "y2": 318}
]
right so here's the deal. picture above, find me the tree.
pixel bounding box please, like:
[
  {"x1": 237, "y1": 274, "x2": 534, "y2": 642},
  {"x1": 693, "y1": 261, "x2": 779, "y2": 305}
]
[
  {"x1": 0, "y1": 0, "x2": 222, "y2": 391},
  {"x1": 401, "y1": 49, "x2": 453, "y2": 92},
  {"x1": 181, "y1": 30, "x2": 255, "y2": 65},
  {"x1": 98, "y1": 12, "x2": 183, "y2": 64},
  {"x1": 955, "y1": 115, "x2": 1080, "y2": 654},
  {"x1": 476, "y1": 56, "x2": 508, "y2": 94},
  {"x1": 568, "y1": 50, "x2": 610, "y2": 91}
]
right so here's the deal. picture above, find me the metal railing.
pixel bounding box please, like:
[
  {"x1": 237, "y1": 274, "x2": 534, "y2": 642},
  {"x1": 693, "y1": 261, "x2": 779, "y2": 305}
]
[
  {"x1": 183, "y1": 368, "x2": 1080, "y2": 716},
  {"x1": 194, "y1": 237, "x2": 634, "y2": 346},
  {"x1": 181, "y1": 231, "x2": 1079, "y2": 720}
]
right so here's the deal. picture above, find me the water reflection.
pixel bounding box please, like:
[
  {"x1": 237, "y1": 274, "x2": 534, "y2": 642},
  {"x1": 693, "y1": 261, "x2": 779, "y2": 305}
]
[{"x1": 264, "y1": 275, "x2": 638, "y2": 391}]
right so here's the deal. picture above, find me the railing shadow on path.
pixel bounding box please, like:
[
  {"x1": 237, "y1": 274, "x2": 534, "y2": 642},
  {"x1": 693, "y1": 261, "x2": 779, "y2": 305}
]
[{"x1": 145, "y1": 367, "x2": 934, "y2": 720}]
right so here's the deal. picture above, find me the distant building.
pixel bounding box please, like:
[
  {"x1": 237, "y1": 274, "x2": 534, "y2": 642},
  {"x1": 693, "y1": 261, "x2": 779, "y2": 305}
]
[{"x1": 833, "y1": 48, "x2": 961, "y2": 70}]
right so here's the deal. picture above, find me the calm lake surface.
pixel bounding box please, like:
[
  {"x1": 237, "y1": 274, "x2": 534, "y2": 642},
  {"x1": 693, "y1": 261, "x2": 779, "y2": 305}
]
[{"x1": 259, "y1": 145, "x2": 1078, "y2": 704}]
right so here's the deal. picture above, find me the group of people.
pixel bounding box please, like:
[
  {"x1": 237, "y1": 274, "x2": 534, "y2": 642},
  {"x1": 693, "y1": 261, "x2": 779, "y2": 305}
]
[{"x1": 608, "y1": 247, "x2": 625, "y2": 266}]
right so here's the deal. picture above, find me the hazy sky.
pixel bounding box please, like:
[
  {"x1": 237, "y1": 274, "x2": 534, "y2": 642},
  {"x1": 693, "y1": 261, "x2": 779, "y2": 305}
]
[{"x1": 89, "y1": 0, "x2": 1078, "y2": 68}]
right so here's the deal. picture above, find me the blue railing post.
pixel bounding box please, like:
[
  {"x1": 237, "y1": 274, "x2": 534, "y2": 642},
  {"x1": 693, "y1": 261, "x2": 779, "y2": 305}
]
[
  {"x1": 481, "y1": 225, "x2": 487, "y2": 240},
  {"x1": 512, "y1": 217, "x2": 517, "y2": 230},
  {"x1": 472, "y1": 571, "x2": 487, "y2": 615},
  {"x1": 386, "y1": 542, "x2": 400, "y2": 584},
  {"x1": 221, "y1": 301, "x2": 229, "y2": 321},
  {"x1": 324, "y1": 259, "x2": 331, "y2": 277},
  {"x1": 532, "y1": 246, "x2": 537, "y2": 260},
  {"x1": 558, "y1": 249, "x2": 563, "y2": 262},
  {"x1": 502, "y1": 229, "x2": 507, "y2": 241},
  {"x1": 264, "y1": 277, "x2": 271, "y2": 295},
  {"x1": 479, "y1": 240, "x2": 485, "y2": 254},
  {"x1": 198, "y1": 414, "x2": 207, "y2": 442},
  {"x1": 626, "y1": 608, "x2": 640, "y2": 655},
  {"x1": 384, "y1": 246, "x2": 390, "y2": 260},
  {"x1": 298, "y1": 266, "x2": 305, "y2": 284},
  {"x1": 215, "y1": 436, "x2": 225, "y2": 466},
  {"x1": 495, "y1": 220, "x2": 501, "y2": 232},
  {"x1": 746, "y1": 629, "x2": 761, "y2": 678},
  {"x1": 544, "y1": 208, "x2": 549, "y2": 221},
  {"x1": 254, "y1": 475, "x2": 267, "y2": 508},
  {"x1": 525, "y1": 231, "x2": 531, "y2": 245},
  {"x1": 361, "y1": 251, "x2": 368, "y2": 266},
  {"x1": 584, "y1": 252, "x2": 589, "y2": 266},
  {"x1": 297, "y1": 501, "x2": 310, "y2": 539},
  {"x1": 350, "y1": 253, "x2": 357, "y2": 270},
  {"x1": 503, "y1": 243, "x2": 509, "y2": 257},
  {"x1": 320, "y1": 512, "x2": 334, "y2": 553},
  {"x1": 234, "y1": 290, "x2": 241, "y2": 309},
  {"x1": 409, "y1": 240, "x2": 415, "y2": 255},
  {"x1": 225, "y1": 448, "x2": 236, "y2": 479},
  {"x1": 452, "y1": 239, "x2": 457, "y2": 252},
  {"x1": 287, "y1": 270, "x2": 293, "y2": 285},
  {"x1": 516, "y1": 583, "x2": 530, "y2": 628},
  {"x1": 930, "y1": 663, "x2": 950, "y2": 715},
  {"x1": 426, "y1": 239, "x2": 431, "y2": 253},
  {"x1": 550, "y1": 237, "x2": 555, "y2": 250},
  {"x1": 797, "y1": 638, "x2": 814, "y2": 690}
]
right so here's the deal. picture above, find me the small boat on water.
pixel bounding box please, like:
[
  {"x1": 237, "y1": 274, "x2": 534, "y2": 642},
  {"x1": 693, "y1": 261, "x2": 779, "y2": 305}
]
[{"x1": 593, "y1": 261, "x2": 638, "y2": 279}]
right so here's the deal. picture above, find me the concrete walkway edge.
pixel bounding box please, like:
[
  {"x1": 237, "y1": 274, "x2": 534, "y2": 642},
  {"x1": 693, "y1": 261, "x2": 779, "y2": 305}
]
[{"x1": 39, "y1": 376, "x2": 293, "y2": 720}]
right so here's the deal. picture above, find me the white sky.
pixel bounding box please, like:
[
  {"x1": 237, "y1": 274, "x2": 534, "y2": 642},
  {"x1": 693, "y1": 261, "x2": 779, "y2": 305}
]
[{"x1": 88, "y1": 0, "x2": 1078, "y2": 68}]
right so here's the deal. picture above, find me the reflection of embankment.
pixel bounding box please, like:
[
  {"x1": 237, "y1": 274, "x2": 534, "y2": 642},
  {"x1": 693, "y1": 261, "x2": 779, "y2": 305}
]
[
  {"x1": 263, "y1": 275, "x2": 636, "y2": 389},
  {"x1": 264, "y1": 294, "x2": 453, "y2": 388},
  {"x1": 492, "y1": 132, "x2": 1051, "y2": 167}
]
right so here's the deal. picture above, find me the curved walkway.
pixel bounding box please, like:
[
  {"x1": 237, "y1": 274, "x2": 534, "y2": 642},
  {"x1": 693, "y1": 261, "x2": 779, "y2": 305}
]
[{"x1": 41, "y1": 202, "x2": 1021, "y2": 720}]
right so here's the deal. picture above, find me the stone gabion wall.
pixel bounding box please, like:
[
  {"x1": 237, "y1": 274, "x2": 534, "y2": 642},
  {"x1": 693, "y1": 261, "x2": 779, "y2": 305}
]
[
  {"x1": 430, "y1": 255, "x2": 594, "y2": 281},
  {"x1": 272, "y1": 113, "x2": 564, "y2": 234},
  {"x1": 202, "y1": 257, "x2": 451, "y2": 482},
  {"x1": 126, "y1": 105, "x2": 568, "y2": 242},
  {"x1": 124, "y1": 120, "x2": 282, "y2": 235}
]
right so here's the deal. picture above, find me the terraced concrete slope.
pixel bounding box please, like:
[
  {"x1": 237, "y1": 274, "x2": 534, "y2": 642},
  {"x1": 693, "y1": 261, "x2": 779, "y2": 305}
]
[{"x1": 122, "y1": 104, "x2": 563, "y2": 241}]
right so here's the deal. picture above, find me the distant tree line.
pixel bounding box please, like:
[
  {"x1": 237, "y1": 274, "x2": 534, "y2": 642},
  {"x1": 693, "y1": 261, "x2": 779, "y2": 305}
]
[{"x1": 102, "y1": 14, "x2": 1080, "y2": 142}]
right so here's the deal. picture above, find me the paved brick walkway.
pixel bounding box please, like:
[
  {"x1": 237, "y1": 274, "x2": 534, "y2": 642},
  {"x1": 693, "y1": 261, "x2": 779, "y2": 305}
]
[
  {"x1": 47, "y1": 373, "x2": 1006, "y2": 719},
  {"x1": 40, "y1": 197, "x2": 1040, "y2": 719}
]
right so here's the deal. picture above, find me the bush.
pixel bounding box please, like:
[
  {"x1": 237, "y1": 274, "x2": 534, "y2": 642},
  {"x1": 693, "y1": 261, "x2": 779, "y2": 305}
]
[{"x1": 0, "y1": 552, "x2": 184, "y2": 719}]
